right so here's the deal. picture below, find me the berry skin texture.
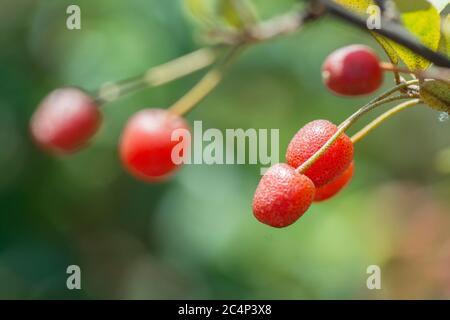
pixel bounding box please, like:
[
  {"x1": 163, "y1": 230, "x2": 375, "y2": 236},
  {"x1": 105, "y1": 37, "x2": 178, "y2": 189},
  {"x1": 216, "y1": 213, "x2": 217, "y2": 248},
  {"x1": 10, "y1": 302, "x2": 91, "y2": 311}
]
[
  {"x1": 322, "y1": 45, "x2": 383, "y2": 96},
  {"x1": 120, "y1": 108, "x2": 190, "y2": 182},
  {"x1": 252, "y1": 163, "x2": 316, "y2": 228},
  {"x1": 30, "y1": 87, "x2": 101, "y2": 154},
  {"x1": 286, "y1": 120, "x2": 354, "y2": 187},
  {"x1": 314, "y1": 161, "x2": 354, "y2": 202}
]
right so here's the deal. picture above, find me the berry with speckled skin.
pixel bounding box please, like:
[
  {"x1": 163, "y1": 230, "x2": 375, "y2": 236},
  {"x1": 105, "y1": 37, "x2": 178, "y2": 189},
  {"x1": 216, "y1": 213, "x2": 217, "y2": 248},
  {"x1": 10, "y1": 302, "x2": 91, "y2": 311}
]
[
  {"x1": 314, "y1": 161, "x2": 354, "y2": 202},
  {"x1": 120, "y1": 108, "x2": 190, "y2": 182},
  {"x1": 322, "y1": 45, "x2": 383, "y2": 96},
  {"x1": 252, "y1": 163, "x2": 316, "y2": 228},
  {"x1": 286, "y1": 120, "x2": 354, "y2": 187},
  {"x1": 30, "y1": 87, "x2": 101, "y2": 154}
]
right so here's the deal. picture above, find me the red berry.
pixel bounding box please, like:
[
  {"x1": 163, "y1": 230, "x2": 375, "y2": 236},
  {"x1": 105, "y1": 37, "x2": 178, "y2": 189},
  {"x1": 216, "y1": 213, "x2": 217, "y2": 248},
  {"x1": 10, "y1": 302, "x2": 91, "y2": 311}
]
[
  {"x1": 286, "y1": 120, "x2": 354, "y2": 187},
  {"x1": 30, "y1": 87, "x2": 101, "y2": 153},
  {"x1": 252, "y1": 163, "x2": 315, "y2": 228},
  {"x1": 314, "y1": 161, "x2": 354, "y2": 202},
  {"x1": 322, "y1": 45, "x2": 383, "y2": 96},
  {"x1": 120, "y1": 108, "x2": 190, "y2": 182}
]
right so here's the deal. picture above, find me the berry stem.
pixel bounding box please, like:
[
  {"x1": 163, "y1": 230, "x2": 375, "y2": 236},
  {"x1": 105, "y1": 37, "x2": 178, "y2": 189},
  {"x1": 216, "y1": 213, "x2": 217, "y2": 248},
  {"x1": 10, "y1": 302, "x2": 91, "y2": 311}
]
[
  {"x1": 169, "y1": 45, "x2": 246, "y2": 116},
  {"x1": 94, "y1": 47, "x2": 219, "y2": 105},
  {"x1": 380, "y1": 62, "x2": 450, "y2": 82},
  {"x1": 295, "y1": 94, "x2": 413, "y2": 174},
  {"x1": 382, "y1": 50, "x2": 401, "y2": 85},
  {"x1": 351, "y1": 99, "x2": 421, "y2": 144},
  {"x1": 379, "y1": 62, "x2": 413, "y2": 75},
  {"x1": 370, "y1": 79, "x2": 419, "y2": 103}
]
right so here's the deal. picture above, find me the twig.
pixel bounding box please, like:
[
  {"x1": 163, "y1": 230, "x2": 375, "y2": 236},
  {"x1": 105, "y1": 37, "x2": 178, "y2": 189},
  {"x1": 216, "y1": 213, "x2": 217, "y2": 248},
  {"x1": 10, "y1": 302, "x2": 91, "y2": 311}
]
[
  {"x1": 169, "y1": 45, "x2": 246, "y2": 116},
  {"x1": 94, "y1": 47, "x2": 219, "y2": 104},
  {"x1": 207, "y1": 4, "x2": 324, "y2": 45},
  {"x1": 375, "y1": 0, "x2": 386, "y2": 12},
  {"x1": 210, "y1": 1, "x2": 450, "y2": 68}
]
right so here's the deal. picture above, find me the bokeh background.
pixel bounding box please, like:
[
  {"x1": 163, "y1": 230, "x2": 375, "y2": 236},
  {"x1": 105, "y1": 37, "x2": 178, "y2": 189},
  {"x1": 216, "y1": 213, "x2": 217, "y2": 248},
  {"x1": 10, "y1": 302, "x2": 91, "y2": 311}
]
[{"x1": 1, "y1": 0, "x2": 450, "y2": 299}]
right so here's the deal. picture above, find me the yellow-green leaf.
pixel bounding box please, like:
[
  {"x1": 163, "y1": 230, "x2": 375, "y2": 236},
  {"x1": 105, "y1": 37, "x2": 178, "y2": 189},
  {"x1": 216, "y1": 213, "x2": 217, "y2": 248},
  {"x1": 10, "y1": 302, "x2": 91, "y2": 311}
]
[
  {"x1": 183, "y1": 0, "x2": 215, "y2": 25},
  {"x1": 334, "y1": 0, "x2": 373, "y2": 12},
  {"x1": 219, "y1": 0, "x2": 245, "y2": 28},
  {"x1": 184, "y1": 0, "x2": 257, "y2": 29},
  {"x1": 420, "y1": 79, "x2": 450, "y2": 112},
  {"x1": 373, "y1": 34, "x2": 400, "y2": 64},
  {"x1": 389, "y1": 0, "x2": 441, "y2": 70},
  {"x1": 217, "y1": 0, "x2": 257, "y2": 29},
  {"x1": 439, "y1": 14, "x2": 450, "y2": 56}
]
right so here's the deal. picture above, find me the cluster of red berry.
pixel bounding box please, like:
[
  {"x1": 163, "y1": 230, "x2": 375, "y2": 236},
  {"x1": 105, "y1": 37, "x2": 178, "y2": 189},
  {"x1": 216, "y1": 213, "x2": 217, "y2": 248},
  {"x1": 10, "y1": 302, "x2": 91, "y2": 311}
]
[
  {"x1": 253, "y1": 45, "x2": 384, "y2": 228},
  {"x1": 252, "y1": 120, "x2": 354, "y2": 228},
  {"x1": 30, "y1": 44, "x2": 385, "y2": 228}
]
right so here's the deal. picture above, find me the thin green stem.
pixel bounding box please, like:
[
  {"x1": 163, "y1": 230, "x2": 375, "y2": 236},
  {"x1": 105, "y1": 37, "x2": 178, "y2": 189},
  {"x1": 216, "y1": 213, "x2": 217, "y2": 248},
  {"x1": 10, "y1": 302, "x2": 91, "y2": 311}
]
[
  {"x1": 94, "y1": 47, "x2": 219, "y2": 105},
  {"x1": 296, "y1": 94, "x2": 413, "y2": 174},
  {"x1": 369, "y1": 79, "x2": 419, "y2": 104},
  {"x1": 169, "y1": 45, "x2": 246, "y2": 116},
  {"x1": 351, "y1": 99, "x2": 421, "y2": 144}
]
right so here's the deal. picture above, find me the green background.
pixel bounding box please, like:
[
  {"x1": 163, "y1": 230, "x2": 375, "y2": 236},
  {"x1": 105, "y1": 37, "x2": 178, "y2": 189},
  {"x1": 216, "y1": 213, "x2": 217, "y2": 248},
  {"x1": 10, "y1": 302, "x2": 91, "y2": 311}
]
[{"x1": 0, "y1": 0, "x2": 449, "y2": 299}]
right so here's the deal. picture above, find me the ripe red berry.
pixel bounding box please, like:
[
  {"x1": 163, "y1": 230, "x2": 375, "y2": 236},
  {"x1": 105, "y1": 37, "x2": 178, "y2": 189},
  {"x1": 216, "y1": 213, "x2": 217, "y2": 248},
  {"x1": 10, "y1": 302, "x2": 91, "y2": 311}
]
[
  {"x1": 286, "y1": 120, "x2": 354, "y2": 187},
  {"x1": 120, "y1": 108, "x2": 190, "y2": 182},
  {"x1": 252, "y1": 163, "x2": 316, "y2": 228},
  {"x1": 322, "y1": 45, "x2": 383, "y2": 96},
  {"x1": 314, "y1": 161, "x2": 354, "y2": 202},
  {"x1": 30, "y1": 87, "x2": 101, "y2": 153}
]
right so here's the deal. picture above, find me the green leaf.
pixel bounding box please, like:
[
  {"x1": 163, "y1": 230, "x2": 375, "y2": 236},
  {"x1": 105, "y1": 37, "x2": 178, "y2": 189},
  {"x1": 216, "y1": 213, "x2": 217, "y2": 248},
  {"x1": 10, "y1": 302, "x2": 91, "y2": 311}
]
[
  {"x1": 420, "y1": 79, "x2": 450, "y2": 112},
  {"x1": 183, "y1": 0, "x2": 257, "y2": 30},
  {"x1": 389, "y1": 0, "x2": 441, "y2": 70},
  {"x1": 219, "y1": 0, "x2": 245, "y2": 28},
  {"x1": 183, "y1": 0, "x2": 215, "y2": 25},
  {"x1": 217, "y1": 0, "x2": 257, "y2": 29}
]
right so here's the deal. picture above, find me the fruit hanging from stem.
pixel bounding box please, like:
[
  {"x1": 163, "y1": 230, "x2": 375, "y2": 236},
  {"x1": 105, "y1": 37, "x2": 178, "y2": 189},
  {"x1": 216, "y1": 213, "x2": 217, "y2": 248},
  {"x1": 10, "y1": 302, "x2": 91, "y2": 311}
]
[
  {"x1": 314, "y1": 161, "x2": 354, "y2": 202},
  {"x1": 322, "y1": 45, "x2": 383, "y2": 96},
  {"x1": 119, "y1": 108, "x2": 190, "y2": 182},
  {"x1": 30, "y1": 87, "x2": 101, "y2": 154},
  {"x1": 286, "y1": 119, "x2": 354, "y2": 187},
  {"x1": 252, "y1": 163, "x2": 316, "y2": 228}
]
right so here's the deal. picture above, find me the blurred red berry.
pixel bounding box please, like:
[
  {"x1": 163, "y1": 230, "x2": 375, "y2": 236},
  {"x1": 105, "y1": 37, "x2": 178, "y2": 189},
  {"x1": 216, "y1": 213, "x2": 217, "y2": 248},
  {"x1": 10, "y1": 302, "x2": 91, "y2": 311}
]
[
  {"x1": 322, "y1": 45, "x2": 383, "y2": 96},
  {"x1": 286, "y1": 120, "x2": 354, "y2": 187},
  {"x1": 120, "y1": 108, "x2": 190, "y2": 182},
  {"x1": 30, "y1": 87, "x2": 101, "y2": 153},
  {"x1": 314, "y1": 161, "x2": 354, "y2": 202},
  {"x1": 252, "y1": 163, "x2": 316, "y2": 228}
]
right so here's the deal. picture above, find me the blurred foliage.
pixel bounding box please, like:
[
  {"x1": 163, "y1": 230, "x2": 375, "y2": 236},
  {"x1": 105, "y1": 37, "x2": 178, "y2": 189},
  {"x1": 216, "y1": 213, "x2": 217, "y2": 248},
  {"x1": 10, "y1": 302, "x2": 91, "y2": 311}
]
[{"x1": 0, "y1": 0, "x2": 449, "y2": 299}]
